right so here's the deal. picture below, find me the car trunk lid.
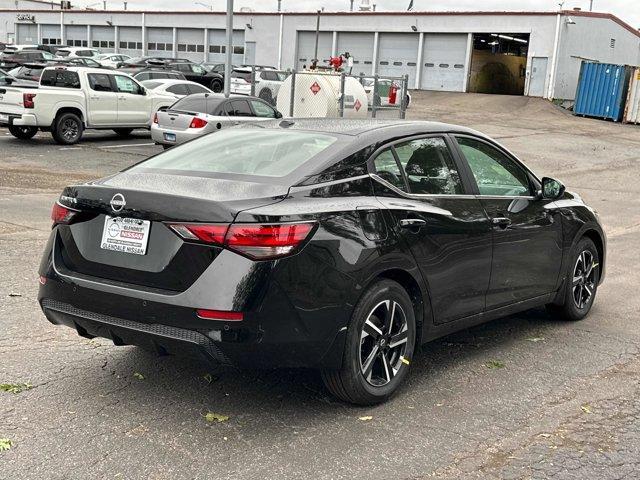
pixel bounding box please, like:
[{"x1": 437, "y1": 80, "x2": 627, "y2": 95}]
[{"x1": 53, "y1": 172, "x2": 288, "y2": 292}]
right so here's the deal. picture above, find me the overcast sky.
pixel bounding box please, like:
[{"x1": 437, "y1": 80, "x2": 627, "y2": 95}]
[{"x1": 107, "y1": 0, "x2": 639, "y2": 27}]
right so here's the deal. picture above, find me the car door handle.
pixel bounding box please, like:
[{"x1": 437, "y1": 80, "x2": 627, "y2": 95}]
[
  {"x1": 492, "y1": 217, "x2": 512, "y2": 229},
  {"x1": 399, "y1": 218, "x2": 427, "y2": 228},
  {"x1": 89, "y1": 95, "x2": 99, "y2": 100}
]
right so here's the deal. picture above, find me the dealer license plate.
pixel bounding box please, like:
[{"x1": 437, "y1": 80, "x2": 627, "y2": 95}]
[
  {"x1": 164, "y1": 132, "x2": 176, "y2": 142},
  {"x1": 100, "y1": 216, "x2": 151, "y2": 256}
]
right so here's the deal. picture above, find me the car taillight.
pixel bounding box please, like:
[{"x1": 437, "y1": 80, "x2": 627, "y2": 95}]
[
  {"x1": 51, "y1": 202, "x2": 78, "y2": 226},
  {"x1": 189, "y1": 117, "x2": 208, "y2": 129},
  {"x1": 167, "y1": 222, "x2": 316, "y2": 259},
  {"x1": 153, "y1": 112, "x2": 158, "y2": 124},
  {"x1": 196, "y1": 309, "x2": 243, "y2": 321},
  {"x1": 23, "y1": 93, "x2": 36, "y2": 109}
]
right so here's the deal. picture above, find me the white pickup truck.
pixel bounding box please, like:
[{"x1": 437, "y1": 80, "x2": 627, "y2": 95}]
[{"x1": 0, "y1": 66, "x2": 177, "y2": 144}]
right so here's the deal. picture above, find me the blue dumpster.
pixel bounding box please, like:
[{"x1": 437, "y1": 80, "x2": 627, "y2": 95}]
[{"x1": 574, "y1": 62, "x2": 633, "y2": 122}]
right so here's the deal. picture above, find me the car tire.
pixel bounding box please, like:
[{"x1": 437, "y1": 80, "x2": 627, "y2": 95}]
[
  {"x1": 321, "y1": 279, "x2": 416, "y2": 405},
  {"x1": 210, "y1": 80, "x2": 223, "y2": 93},
  {"x1": 258, "y1": 88, "x2": 275, "y2": 106},
  {"x1": 546, "y1": 237, "x2": 600, "y2": 321},
  {"x1": 51, "y1": 112, "x2": 83, "y2": 145},
  {"x1": 162, "y1": 144, "x2": 171, "y2": 150},
  {"x1": 113, "y1": 128, "x2": 134, "y2": 137},
  {"x1": 8, "y1": 125, "x2": 38, "y2": 140}
]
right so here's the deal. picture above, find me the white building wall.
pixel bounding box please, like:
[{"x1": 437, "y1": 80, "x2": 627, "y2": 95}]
[
  {"x1": 554, "y1": 14, "x2": 640, "y2": 100},
  {"x1": 0, "y1": 9, "x2": 638, "y2": 99}
]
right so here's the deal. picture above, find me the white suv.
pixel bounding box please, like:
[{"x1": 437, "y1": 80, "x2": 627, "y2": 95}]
[
  {"x1": 230, "y1": 67, "x2": 286, "y2": 106},
  {"x1": 55, "y1": 47, "x2": 101, "y2": 59}
]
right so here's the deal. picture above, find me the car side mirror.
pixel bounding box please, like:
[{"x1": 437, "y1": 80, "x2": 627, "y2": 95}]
[
  {"x1": 541, "y1": 177, "x2": 565, "y2": 199},
  {"x1": 275, "y1": 110, "x2": 283, "y2": 119},
  {"x1": 140, "y1": 86, "x2": 147, "y2": 95}
]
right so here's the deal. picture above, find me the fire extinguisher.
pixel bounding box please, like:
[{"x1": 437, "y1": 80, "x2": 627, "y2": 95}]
[{"x1": 388, "y1": 83, "x2": 398, "y2": 105}]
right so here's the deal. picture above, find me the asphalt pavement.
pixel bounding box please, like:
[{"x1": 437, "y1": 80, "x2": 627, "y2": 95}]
[{"x1": 1, "y1": 93, "x2": 639, "y2": 479}]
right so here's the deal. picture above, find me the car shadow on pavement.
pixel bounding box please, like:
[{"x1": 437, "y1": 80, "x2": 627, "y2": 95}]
[{"x1": 77, "y1": 306, "x2": 570, "y2": 416}]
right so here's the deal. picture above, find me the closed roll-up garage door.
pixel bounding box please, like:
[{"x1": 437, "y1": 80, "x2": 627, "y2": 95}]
[
  {"x1": 336, "y1": 32, "x2": 374, "y2": 76},
  {"x1": 41, "y1": 24, "x2": 61, "y2": 46},
  {"x1": 421, "y1": 34, "x2": 468, "y2": 91},
  {"x1": 377, "y1": 33, "x2": 419, "y2": 85},
  {"x1": 147, "y1": 27, "x2": 173, "y2": 57},
  {"x1": 296, "y1": 31, "x2": 332, "y2": 70},
  {"x1": 92, "y1": 26, "x2": 115, "y2": 51},
  {"x1": 65, "y1": 25, "x2": 87, "y2": 47},
  {"x1": 119, "y1": 27, "x2": 142, "y2": 56},
  {"x1": 177, "y1": 28, "x2": 204, "y2": 62},
  {"x1": 16, "y1": 24, "x2": 37, "y2": 44},
  {"x1": 207, "y1": 29, "x2": 244, "y2": 64}
]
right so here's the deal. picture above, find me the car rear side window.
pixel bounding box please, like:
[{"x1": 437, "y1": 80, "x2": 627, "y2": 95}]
[
  {"x1": 393, "y1": 137, "x2": 463, "y2": 195},
  {"x1": 40, "y1": 69, "x2": 81, "y2": 88},
  {"x1": 88, "y1": 73, "x2": 113, "y2": 92},
  {"x1": 132, "y1": 129, "x2": 338, "y2": 178},
  {"x1": 170, "y1": 95, "x2": 225, "y2": 114},
  {"x1": 187, "y1": 84, "x2": 210, "y2": 94},
  {"x1": 374, "y1": 149, "x2": 406, "y2": 191},
  {"x1": 166, "y1": 83, "x2": 189, "y2": 96}
]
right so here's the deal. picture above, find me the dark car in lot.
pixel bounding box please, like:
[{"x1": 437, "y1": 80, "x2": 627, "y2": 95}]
[
  {"x1": 159, "y1": 62, "x2": 224, "y2": 92},
  {"x1": 38, "y1": 120, "x2": 606, "y2": 405},
  {"x1": 0, "y1": 49, "x2": 55, "y2": 68},
  {"x1": 117, "y1": 56, "x2": 193, "y2": 68}
]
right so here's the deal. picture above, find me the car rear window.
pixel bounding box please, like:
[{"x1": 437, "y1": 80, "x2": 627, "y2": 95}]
[
  {"x1": 231, "y1": 70, "x2": 253, "y2": 82},
  {"x1": 169, "y1": 95, "x2": 225, "y2": 115},
  {"x1": 132, "y1": 129, "x2": 338, "y2": 178},
  {"x1": 40, "y1": 69, "x2": 81, "y2": 88},
  {"x1": 56, "y1": 49, "x2": 71, "y2": 57}
]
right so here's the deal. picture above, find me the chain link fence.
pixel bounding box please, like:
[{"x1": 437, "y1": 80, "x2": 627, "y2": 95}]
[{"x1": 234, "y1": 66, "x2": 409, "y2": 119}]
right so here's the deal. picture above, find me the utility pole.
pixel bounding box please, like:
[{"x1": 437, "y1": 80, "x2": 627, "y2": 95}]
[
  {"x1": 277, "y1": 0, "x2": 282, "y2": 12},
  {"x1": 350, "y1": 0, "x2": 354, "y2": 11},
  {"x1": 589, "y1": 0, "x2": 593, "y2": 11},
  {"x1": 224, "y1": 0, "x2": 233, "y2": 97},
  {"x1": 103, "y1": 1, "x2": 106, "y2": 9},
  {"x1": 313, "y1": 9, "x2": 321, "y2": 65},
  {"x1": 123, "y1": 1, "x2": 127, "y2": 10}
]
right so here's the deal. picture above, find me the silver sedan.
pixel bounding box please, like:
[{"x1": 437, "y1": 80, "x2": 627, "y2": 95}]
[{"x1": 151, "y1": 93, "x2": 283, "y2": 148}]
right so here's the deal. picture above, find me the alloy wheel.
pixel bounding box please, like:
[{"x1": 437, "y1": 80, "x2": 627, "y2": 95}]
[
  {"x1": 62, "y1": 119, "x2": 79, "y2": 141},
  {"x1": 359, "y1": 300, "x2": 409, "y2": 387},
  {"x1": 572, "y1": 250, "x2": 598, "y2": 309}
]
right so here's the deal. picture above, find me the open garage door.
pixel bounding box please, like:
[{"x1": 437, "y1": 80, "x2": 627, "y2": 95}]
[
  {"x1": 297, "y1": 31, "x2": 333, "y2": 70},
  {"x1": 377, "y1": 33, "x2": 419, "y2": 86},
  {"x1": 337, "y1": 32, "x2": 374, "y2": 76},
  {"x1": 468, "y1": 33, "x2": 529, "y2": 95},
  {"x1": 420, "y1": 34, "x2": 468, "y2": 91}
]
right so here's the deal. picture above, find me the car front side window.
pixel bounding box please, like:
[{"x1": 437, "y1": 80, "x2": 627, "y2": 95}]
[
  {"x1": 114, "y1": 75, "x2": 143, "y2": 95},
  {"x1": 456, "y1": 136, "x2": 531, "y2": 197}
]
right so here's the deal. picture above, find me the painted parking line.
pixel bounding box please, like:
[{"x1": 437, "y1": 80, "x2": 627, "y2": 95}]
[{"x1": 98, "y1": 143, "x2": 156, "y2": 149}]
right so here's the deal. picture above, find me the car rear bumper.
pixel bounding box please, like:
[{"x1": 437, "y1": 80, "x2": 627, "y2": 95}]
[
  {"x1": 0, "y1": 112, "x2": 37, "y2": 127},
  {"x1": 151, "y1": 124, "x2": 204, "y2": 146}
]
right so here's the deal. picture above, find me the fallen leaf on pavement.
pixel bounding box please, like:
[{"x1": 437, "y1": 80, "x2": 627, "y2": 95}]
[
  {"x1": 205, "y1": 412, "x2": 229, "y2": 423},
  {"x1": 358, "y1": 416, "x2": 373, "y2": 421}
]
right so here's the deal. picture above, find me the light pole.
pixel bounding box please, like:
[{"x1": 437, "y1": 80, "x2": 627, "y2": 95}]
[{"x1": 224, "y1": 0, "x2": 233, "y2": 97}]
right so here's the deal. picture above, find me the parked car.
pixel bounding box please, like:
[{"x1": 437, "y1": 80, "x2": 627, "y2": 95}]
[
  {"x1": 230, "y1": 67, "x2": 286, "y2": 105},
  {"x1": 0, "y1": 66, "x2": 176, "y2": 144},
  {"x1": 118, "y1": 56, "x2": 193, "y2": 68},
  {"x1": 200, "y1": 62, "x2": 236, "y2": 74},
  {"x1": 0, "y1": 67, "x2": 37, "y2": 86},
  {"x1": 362, "y1": 78, "x2": 412, "y2": 108},
  {"x1": 0, "y1": 49, "x2": 55, "y2": 69},
  {"x1": 151, "y1": 93, "x2": 282, "y2": 147},
  {"x1": 55, "y1": 47, "x2": 101, "y2": 59},
  {"x1": 96, "y1": 53, "x2": 131, "y2": 69},
  {"x1": 159, "y1": 62, "x2": 224, "y2": 92},
  {"x1": 60, "y1": 57, "x2": 112, "y2": 69},
  {"x1": 38, "y1": 119, "x2": 606, "y2": 404},
  {"x1": 7, "y1": 63, "x2": 50, "y2": 83},
  {"x1": 125, "y1": 68, "x2": 186, "y2": 82},
  {"x1": 141, "y1": 79, "x2": 212, "y2": 99},
  {"x1": 2, "y1": 44, "x2": 40, "y2": 53}
]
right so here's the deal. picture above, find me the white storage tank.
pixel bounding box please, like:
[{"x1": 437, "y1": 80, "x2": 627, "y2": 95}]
[
  {"x1": 276, "y1": 72, "x2": 369, "y2": 119},
  {"x1": 624, "y1": 67, "x2": 640, "y2": 125}
]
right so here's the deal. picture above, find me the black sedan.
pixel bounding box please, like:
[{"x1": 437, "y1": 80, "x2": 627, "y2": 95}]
[{"x1": 38, "y1": 120, "x2": 606, "y2": 405}]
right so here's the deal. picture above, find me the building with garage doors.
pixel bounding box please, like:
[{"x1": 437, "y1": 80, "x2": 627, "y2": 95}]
[{"x1": 1, "y1": 6, "x2": 639, "y2": 101}]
